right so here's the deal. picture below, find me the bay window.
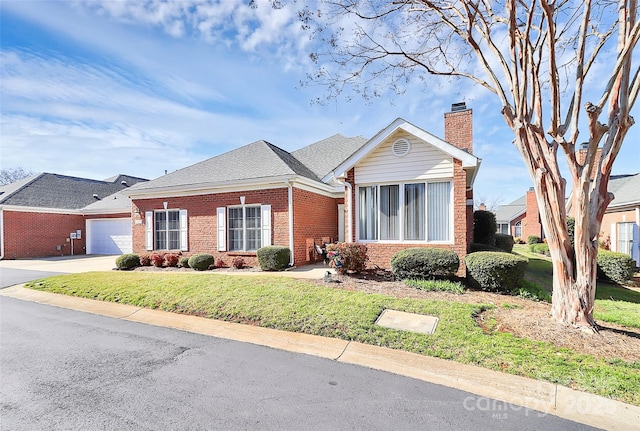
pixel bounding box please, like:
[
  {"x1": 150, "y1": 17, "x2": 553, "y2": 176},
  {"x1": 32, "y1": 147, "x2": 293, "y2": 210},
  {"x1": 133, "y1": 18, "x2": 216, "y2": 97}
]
[{"x1": 357, "y1": 181, "x2": 452, "y2": 242}]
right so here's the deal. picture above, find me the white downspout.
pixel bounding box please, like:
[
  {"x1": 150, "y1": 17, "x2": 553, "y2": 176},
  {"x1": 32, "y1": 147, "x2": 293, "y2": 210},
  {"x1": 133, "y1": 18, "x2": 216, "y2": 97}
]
[
  {"x1": 330, "y1": 174, "x2": 352, "y2": 243},
  {"x1": 287, "y1": 180, "x2": 294, "y2": 266}
]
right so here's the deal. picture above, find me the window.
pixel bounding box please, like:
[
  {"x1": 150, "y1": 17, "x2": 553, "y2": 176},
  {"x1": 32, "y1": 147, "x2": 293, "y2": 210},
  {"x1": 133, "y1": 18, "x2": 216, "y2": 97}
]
[
  {"x1": 217, "y1": 205, "x2": 271, "y2": 252},
  {"x1": 228, "y1": 206, "x2": 262, "y2": 251},
  {"x1": 145, "y1": 209, "x2": 187, "y2": 251},
  {"x1": 359, "y1": 186, "x2": 378, "y2": 240},
  {"x1": 358, "y1": 181, "x2": 451, "y2": 242},
  {"x1": 497, "y1": 223, "x2": 509, "y2": 234},
  {"x1": 514, "y1": 221, "x2": 522, "y2": 238},
  {"x1": 617, "y1": 222, "x2": 634, "y2": 257}
]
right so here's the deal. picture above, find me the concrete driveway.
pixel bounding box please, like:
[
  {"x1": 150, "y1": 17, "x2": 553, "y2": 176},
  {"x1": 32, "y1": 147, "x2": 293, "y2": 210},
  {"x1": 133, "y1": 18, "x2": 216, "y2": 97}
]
[{"x1": 0, "y1": 255, "x2": 116, "y2": 288}]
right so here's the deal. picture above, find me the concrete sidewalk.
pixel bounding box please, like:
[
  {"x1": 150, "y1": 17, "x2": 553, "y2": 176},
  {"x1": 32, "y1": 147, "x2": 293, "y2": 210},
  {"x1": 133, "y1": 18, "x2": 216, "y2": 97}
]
[{"x1": 1, "y1": 283, "x2": 638, "y2": 431}]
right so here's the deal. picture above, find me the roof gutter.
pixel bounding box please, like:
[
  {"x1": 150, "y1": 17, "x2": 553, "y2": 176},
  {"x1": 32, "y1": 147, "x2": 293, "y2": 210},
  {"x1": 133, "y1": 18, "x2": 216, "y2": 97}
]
[{"x1": 328, "y1": 173, "x2": 352, "y2": 243}]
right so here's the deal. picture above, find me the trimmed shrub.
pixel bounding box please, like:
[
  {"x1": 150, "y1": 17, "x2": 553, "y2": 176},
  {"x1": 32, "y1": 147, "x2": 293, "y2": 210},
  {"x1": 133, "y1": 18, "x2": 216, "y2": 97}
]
[
  {"x1": 390, "y1": 248, "x2": 460, "y2": 280},
  {"x1": 164, "y1": 253, "x2": 180, "y2": 267},
  {"x1": 466, "y1": 251, "x2": 528, "y2": 292},
  {"x1": 473, "y1": 210, "x2": 497, "y2": 246},
  {"x1": 115, "y1": 253, "x2": 140, "y2": 270},
  {"x1": 178, "y1": 256, "x2": 190, "y2": 268},
  {"x1": 188, "y1": 254, "x2": 214, "y2": 271},
  {"x1": 215, "y1": 259, "x2": 226, "y2": 268},
  {"x1": 150, "y1": 253, "x2": 164, "y2": 267},
  {"x1": 139, "y1": 254, "x2": 151, "y2": 266},
  {"x1": 527, "y1": 235, "x2": 541, "y2": 245},
  {"x1": 529, "y1": 243, "x2": 550, "y2": 256},
  {"x1": 469, "y1": 242, "x2": 504, "y2": 253},
  {"x1": 257, "y1": 246, "x2": 291, "y2": 271},
  {"x1": 232, "y1": 257, "x2": 245, "y2": 269},
  {"x1": 597, "y1": 250, "x2": 635, "y2": 284},
  {"x1": 326, "y1": 243, "x2": 368, "y2": 274},
  {"x1": 494, "y1": 233, "x2": 514, "y2": 253}
]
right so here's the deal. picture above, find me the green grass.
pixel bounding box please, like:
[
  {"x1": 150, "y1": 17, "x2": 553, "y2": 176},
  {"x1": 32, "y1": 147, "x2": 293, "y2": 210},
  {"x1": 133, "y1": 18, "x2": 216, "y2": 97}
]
[
  {"x1": 512, "y1": 244, "x2": 640, "y2": 328},
  {"x1": 26, "y1": 271, "x2": 640, "y2": 406},
  {"x1": 403, "y1": 279, "x2": 465, "y2": 294}
]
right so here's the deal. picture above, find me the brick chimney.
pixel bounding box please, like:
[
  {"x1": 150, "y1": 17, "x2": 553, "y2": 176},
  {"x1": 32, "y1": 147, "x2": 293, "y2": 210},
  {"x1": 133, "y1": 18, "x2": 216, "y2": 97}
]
[
  {"x1": 576, "y1": 142, "x2": 602, "y2": 180},
  {"x1": 524, "y1": 187, "x2": 542, "y2": 239},
  {"x1": 444, "y1": 102, "x2": 473, "y2": 154}
]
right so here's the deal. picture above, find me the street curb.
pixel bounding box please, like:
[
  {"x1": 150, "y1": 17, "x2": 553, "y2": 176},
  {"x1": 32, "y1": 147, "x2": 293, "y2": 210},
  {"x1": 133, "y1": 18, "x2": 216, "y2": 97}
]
[{"x1": 2, "y1": 285, "x2": 639, "y2": 430}]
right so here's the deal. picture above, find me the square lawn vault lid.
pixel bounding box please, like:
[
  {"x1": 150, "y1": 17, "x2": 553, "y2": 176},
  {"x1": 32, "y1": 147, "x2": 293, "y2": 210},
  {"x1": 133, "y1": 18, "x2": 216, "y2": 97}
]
[{"x1": 375, "y1": 309, "x2": 439, "y2": 335}]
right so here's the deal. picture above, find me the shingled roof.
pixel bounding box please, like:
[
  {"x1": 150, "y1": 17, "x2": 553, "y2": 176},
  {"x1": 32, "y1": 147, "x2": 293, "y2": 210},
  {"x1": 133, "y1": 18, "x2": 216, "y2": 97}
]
[
  {"x1": 608, "y1": 173, "x2": 640, "y2": 208},
  {"x1": 0, "y1": 173, "x2": 147, "y2": 210},
  {"x1": 130, "y1": 136, "x2": 368, "y2": 193}
]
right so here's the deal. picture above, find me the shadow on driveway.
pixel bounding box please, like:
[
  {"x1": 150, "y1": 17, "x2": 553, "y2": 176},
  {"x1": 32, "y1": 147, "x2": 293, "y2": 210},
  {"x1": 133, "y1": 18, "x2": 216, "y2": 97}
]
[{"x1": 0, "y1": 268, "x2": 66, "y2": 289}]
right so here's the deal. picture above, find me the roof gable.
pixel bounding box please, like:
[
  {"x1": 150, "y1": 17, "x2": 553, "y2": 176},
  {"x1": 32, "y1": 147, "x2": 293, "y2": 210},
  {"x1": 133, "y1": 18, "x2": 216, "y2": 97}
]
[
  {"x1": 608, "y1": 173, "x2": 640, "y2": 207},
  {"x1": 291, "y1": 134, "x2": 368, "y2": 180},
  {"x1": 327, "y1": 118, "x2": 480, "y2": 184}
]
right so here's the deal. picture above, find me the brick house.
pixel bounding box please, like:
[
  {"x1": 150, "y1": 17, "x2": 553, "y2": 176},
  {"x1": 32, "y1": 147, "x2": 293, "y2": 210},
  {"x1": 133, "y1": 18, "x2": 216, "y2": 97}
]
[
  {"x1": 495, "y1": 188, "x2": 543, "y2": 241},
  {"x1": 0, "y1": 173, "x2": 146, "y2": 259},
  {"x1": 128, "y1": 105, "x2": 481, "y2": 272}
]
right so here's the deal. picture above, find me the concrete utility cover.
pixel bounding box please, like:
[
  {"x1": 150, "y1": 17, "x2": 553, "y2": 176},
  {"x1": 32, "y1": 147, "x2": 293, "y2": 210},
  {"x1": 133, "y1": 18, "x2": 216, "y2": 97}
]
[{"x1": 375, "y1": 309, "x2": 439, "y2": 335}]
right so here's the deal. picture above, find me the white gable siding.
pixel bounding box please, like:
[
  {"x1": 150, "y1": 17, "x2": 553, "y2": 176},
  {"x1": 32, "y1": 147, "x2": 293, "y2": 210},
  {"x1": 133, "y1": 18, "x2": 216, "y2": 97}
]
[{"x1": 355, "y1": 132, "x2": 453, "y2": 184}]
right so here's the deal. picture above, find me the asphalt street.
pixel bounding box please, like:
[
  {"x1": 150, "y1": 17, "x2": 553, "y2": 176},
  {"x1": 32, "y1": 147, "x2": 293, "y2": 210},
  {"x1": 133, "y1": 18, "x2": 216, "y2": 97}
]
[
  {"x1": 0, "y1": 296, "x2": 600, "y2": 431},
  {"x1": 0, "y1": 268, "x2": 65, "y2": 288}
]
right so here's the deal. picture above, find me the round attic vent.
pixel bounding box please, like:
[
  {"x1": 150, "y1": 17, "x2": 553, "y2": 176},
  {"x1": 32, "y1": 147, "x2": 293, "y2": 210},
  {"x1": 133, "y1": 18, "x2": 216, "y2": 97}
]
[{"x1": 391, "y1": 138, "x2": 411, "y2": 157}]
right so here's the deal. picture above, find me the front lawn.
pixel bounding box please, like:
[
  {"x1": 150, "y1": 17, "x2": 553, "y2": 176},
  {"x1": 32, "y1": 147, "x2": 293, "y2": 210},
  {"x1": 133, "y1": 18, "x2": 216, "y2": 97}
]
[{"x1": 27, "y1": 271, "x2": 640, "y2": 406}]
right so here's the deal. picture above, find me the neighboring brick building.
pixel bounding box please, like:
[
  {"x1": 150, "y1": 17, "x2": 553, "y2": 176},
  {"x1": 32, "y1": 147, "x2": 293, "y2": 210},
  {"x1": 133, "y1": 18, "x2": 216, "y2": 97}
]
[
  {"x1": 128, "y1": 105, "x2": 481, "y2": 272},
  {"x1": 0, "y1": 173, "x2": 146, "y2": 259},
  {"x1": 495, "y1": 188, "x2": 544, "y2": 241}
]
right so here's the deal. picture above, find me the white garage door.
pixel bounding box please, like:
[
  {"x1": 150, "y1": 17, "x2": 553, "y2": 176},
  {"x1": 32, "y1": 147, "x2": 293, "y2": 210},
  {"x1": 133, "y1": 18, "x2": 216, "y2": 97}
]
[{"x1": 87, "y1": 219, "x2": 132, "y2": 255}]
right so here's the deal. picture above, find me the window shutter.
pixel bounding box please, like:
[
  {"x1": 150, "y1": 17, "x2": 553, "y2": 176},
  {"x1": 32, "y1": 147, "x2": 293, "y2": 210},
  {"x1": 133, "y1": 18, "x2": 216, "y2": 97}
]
[
  {"x1": 261, "y1": 204, "x2": 271, "y2": 246},
  {"x1": 145, "y1": 211, "x2": 153, "y2": 251},
  {"x1": 217, "y1": 207, "x2": 226, "y2": 251},
  {"x1": 179, "y1": 209, "x2": 188, "y2": 251}
]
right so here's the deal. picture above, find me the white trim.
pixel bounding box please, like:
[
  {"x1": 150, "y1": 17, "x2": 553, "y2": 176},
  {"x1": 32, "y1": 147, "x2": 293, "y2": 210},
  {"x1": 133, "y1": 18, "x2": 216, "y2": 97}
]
[
  {"x1": 126, "y1": 176, "x2": 337, "y2": 200},
  {"x1": 0, "y1": 205, "x2": 82, "y2": 215},
  {"x1": 610, "y1": 223, "x2": 617, "y2": 252}
]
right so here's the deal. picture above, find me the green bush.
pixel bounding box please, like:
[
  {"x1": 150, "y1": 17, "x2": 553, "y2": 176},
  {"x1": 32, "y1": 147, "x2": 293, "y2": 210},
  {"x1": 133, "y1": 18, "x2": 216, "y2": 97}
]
[
  {"x1": 529, "y1": 243, "x2": 550, "y2": 256},
  {"x1": 178, "y1": 256, "x2": 190, "y2": 268},
  {"x1": 115, "y1": 253, "x2": 140, "y2": 270},
  {"x1": 257, "y1": 246, "x2": 291, "y2": 271},
  {"x1": 466, "y1": 252, "x2": 528, "y2": 292},
  {"x1": 567, "y1": 217, "x2": 575, "y2": 248},
  {"x1": 473, "y1": 210, "x2": 497, "y2": 246},
  {"x1": 390, "y1": 248, "x2": 460, "y2": 280},
  {"x1": 469, "y1": 242, "x2": 504, "y2": 253},
  {"x1": 188, "y1": 254, "x2": 214, "y2": 271},
  {"x1": 597, "y1": 250, "x2": 636, "y2": 284},
  {"x1": 527, "y1": 235, "x2": 541, "y2": 245},
  {"x1": 494, "y1": 233, "x2": 514, "y2": 253},
  {"x1": 326, "y1": 243, "x2": 368, "y2": 274}
]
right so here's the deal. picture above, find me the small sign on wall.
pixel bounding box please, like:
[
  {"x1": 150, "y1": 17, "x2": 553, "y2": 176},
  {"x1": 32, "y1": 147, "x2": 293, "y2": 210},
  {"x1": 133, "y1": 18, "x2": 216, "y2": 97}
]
[{"x1": 70, "y1": 232, "x2": 77, "y2": 239}]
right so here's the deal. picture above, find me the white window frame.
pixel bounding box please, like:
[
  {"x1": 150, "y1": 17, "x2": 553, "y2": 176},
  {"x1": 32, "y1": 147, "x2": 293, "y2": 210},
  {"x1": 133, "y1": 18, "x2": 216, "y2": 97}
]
[
  {"x1": 145, "y1": 209, "x2": 187, "y2": 251},
  {"x1": 217, "y1": 204, "x2": 271, "y2": 252},
  {"x1": 356, "y1": 180, "x2": 453, "y2": 244}
]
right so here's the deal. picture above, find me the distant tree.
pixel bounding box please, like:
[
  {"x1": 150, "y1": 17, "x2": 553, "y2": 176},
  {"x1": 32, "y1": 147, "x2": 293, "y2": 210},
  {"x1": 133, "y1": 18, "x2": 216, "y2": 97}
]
[
  {"x1": 0, "y1": 167, "x2": 33, "y2": 185},
  {"x1": 302, "y1": 1, "x2": 639, "y2": 329},
  {"x1": 473, "y1": 194, "x2": 504, "y2": 212}
]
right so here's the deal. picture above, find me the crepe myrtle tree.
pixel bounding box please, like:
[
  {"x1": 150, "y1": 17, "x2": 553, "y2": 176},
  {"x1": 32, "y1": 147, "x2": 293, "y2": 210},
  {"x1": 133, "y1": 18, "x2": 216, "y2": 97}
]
[{"x1": 299, "y1": 0, "x2": 639, "y2": 328}]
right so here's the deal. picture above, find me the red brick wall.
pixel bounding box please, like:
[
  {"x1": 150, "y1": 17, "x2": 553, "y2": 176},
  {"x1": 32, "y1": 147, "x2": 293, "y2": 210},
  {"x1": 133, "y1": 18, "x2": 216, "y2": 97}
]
[
  {"x1": 2, "y1": 210, "x2": 86, "y2": 259},
  {"x1": 291, "y1": 188, "x2": 339, "y2": 264},
  {"x1": 524, "y1": 188, "x2": 543, "y2": 239},
  {"x1": 444, "y1": 109, "x2": 473, "y2": 153},
  {"x1": 132, "y1": 188, "x2": 291, "y2": 267}
]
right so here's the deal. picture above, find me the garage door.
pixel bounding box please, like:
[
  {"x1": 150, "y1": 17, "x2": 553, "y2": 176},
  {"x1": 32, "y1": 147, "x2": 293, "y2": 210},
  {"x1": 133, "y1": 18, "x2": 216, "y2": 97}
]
[{"x1": 86, "y1": 219, "x2": 132, "y2": 255}]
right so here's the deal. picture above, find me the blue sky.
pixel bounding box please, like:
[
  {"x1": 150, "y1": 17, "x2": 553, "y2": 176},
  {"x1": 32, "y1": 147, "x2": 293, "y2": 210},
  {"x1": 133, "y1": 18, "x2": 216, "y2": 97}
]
[{"x1": 1, "y1": 1, "x2": 638, "y2": 206}]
